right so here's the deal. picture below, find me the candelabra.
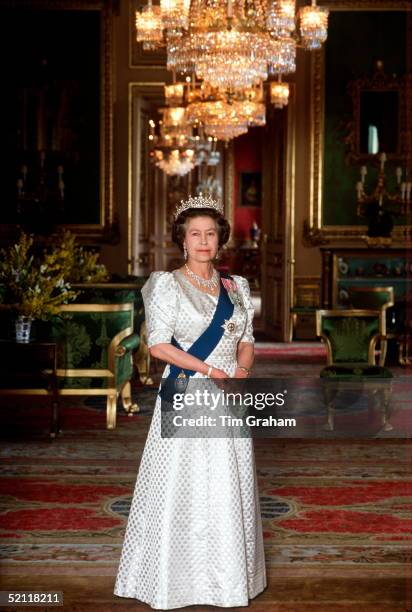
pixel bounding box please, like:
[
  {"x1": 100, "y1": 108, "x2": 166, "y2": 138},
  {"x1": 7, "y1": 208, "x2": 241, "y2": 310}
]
[
  {"x1": 355, "y1": 152, "x2": 411, "y2": 217},
  {"x1": 14, "y1": 150, "x2": 66, "y2": 233},
  {"x1": 16, "y1": 150, "x2": 65, "y2": 208}
]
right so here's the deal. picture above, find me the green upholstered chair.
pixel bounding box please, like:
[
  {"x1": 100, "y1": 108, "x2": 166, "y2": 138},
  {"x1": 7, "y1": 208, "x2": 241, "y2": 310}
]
[
  {"x1": 348, "y1": 286, "x2": 397, "y2": 365},
  {"x1": 316, "y1": 309, "x2": 393, "y2": 432},
  {"x1": 71, "y1": 280, "x2": 153, "y2": 385},
  {"x1": 52, "y1": 301, "x2": 139, "y2": 429}
]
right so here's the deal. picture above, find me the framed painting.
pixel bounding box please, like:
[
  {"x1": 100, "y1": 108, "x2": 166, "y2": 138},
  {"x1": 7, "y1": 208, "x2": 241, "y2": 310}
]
[
  {"x1": 0, "y1": 0, "x2": 116, "y2": 243},
  {"x1": 305, "y1": 1, "x2": 410, "y2": 245},
  {"x1": 239, "y1": 172, "x2": 262, "y2": 207}
]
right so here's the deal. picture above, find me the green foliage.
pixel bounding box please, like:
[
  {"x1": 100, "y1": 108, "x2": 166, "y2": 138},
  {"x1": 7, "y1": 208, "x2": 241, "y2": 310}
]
[
  {"x1": 0, "y1": 231, "x2": 109, "y2": 320},
  {"x1": 0, "y1": 233, "x2": 78, "y2": 319},
  {"x1": 52, "y1": 231, "x2": 109, "y2": 284}
]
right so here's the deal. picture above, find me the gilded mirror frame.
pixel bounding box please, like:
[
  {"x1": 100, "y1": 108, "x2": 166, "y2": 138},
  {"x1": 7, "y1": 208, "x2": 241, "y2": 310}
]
[
  {"x1": 306, "y1": 0, "x2": 411, "y2": 246},
  {"x1": 0, "y1": 0, "x2": 116, "y2": 244},
  {"x1": 346, "y1": 63, "x2": 406, "y2": 164}
]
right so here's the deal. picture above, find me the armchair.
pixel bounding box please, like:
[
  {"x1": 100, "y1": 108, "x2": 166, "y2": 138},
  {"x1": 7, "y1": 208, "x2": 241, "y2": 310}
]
[
  {"x1": 348, "y1": 286, "x2": 395, "y2": 365},
  {"x1": 52, "y1": 301, "x2": 139, "y2": 429},
  {"x1": 72, "y1": 281, "x2": 152, "y2": 385},
  {"x1": 316, "y1": 309, "x2": 393, "y2": 432}
]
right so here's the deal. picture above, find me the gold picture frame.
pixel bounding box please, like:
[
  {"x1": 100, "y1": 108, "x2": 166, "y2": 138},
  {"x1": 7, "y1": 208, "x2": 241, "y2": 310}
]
[
  {"x1": 305, "y1": 1, "x2": 411, "y2": 246},
  {"x1": 0, "y1": 0, "x2": 116, "y2": 243}
]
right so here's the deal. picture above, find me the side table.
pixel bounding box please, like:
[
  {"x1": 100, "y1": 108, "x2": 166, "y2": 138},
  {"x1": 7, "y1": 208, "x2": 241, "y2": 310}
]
[{"x1": 0, "y1": 341, "x2": 60, "y2": 438}]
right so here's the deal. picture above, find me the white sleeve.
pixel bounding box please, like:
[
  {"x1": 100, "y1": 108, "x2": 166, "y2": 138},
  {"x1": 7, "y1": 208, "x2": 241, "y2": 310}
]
[
  {"x1": 141, "y1": 271, "x2": 179, "y2": 348},
  {"x1": 234, "y1": 275, "x2": 255, "y2": 344}
]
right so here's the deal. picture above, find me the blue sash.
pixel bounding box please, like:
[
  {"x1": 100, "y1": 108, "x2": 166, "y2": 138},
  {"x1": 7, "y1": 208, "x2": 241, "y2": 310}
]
[{"x1": 159, "y1": 271, "x2": 234, "y2": 402}]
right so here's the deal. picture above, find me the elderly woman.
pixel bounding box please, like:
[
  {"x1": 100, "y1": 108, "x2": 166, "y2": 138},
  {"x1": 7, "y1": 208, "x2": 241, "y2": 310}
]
[{"x1": 114, "y1": 195, "x2": 267, "y2": 609}]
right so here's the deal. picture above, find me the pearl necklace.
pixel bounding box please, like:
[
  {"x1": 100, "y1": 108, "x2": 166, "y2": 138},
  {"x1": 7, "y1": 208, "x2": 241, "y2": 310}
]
[{"x1": 184, "y1": 263, "x2": 219, "y2": 290}]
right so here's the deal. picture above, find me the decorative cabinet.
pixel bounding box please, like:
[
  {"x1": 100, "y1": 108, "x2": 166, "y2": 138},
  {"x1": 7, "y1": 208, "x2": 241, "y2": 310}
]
[
  {"x1": 321, "y1": 247, "x2": 412, "y2": 364},
  {"x1": 321, "y1": 247, "x2": 410, "y2": 308}
]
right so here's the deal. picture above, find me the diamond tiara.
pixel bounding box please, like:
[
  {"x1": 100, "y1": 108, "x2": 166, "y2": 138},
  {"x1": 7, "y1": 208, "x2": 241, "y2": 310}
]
[{"x1": 173, "y1": 194, "x2": 224, "y2": 220}]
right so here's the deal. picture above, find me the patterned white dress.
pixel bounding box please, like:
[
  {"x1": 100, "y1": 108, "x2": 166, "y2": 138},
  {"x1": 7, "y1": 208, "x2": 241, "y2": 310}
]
[{"x1": 114, "y1": 270, "x2": 267, "y2": 609}]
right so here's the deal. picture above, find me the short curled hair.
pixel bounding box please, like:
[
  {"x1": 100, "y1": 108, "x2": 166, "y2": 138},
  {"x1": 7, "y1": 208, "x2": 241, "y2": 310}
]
[{"x1": 171, "y1": 208, "x2": 231, "y2": 252}]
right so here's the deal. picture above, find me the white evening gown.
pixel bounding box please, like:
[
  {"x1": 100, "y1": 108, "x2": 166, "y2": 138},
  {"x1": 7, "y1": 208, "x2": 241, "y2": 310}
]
[{"x1": 114, "y1": 270, "x2": 267, "y2": 609}]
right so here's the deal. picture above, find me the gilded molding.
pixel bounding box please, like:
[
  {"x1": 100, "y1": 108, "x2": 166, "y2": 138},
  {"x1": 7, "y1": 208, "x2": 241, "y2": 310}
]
[
  {"x1": 302, "y1": 219, "x2": 330, "y2": 247},
  {"x1": 60, "y1": 302, "x2": 134, "y2": 312},
  {"x1": 128, "y1": 82, "x2": 166, "y2": 274},
  {"x1": 224, "y1": 143, "x2": 235, "y2": 247}
]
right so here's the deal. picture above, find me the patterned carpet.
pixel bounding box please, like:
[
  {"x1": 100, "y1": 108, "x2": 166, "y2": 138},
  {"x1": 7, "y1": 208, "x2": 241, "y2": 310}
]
[{"x1": 0, "y1": 347, "x2": 410, "y2": 582}]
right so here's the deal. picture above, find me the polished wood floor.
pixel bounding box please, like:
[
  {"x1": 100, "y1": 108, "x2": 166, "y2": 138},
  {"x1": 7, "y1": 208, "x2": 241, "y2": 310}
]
[{"x1": 0, "y1": 574, "x2": 410, "y2": 611}]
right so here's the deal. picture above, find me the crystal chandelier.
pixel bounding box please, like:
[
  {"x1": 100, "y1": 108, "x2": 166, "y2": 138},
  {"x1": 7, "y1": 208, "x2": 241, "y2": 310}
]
[
  {"x1": 299, "y1": 1, "x2": 329, "y2": 50},
  {"x1": 149, "y1": 98, "x2": 221, "y2": 175},
  {"x1": 191, "y1": 31, "x2": 269, "y2": 89},
  {"x1": 270, "y1": 77, "x2": 290, "y2": 108},
  {"x1": 160, "y1": 0, "x2": 190, "y2": 29},
  {"x1": 136, "y1": 0, "x2": 329, "y2": 141},
  {"x1": 164, "y1": 83, "x2": 185, "y2": 106},
  {"x1": 267, "y1": 36, "x2": 296, "y2": 75},
  {"x1": 267, "y1": 0, "x2": 296, "y2": 34},
  {"x1": 185, "y1": 0, "x2": 270, "y2": 89},
  {"x1": 186, "y1": 83, "x2": 266, "y2": 141},
  {"x1": 135, "y1": 0, "x2": 163, "y2": 50},
  {"x1": 154, "y1": 148, "x2": 196, "y2": 175}
]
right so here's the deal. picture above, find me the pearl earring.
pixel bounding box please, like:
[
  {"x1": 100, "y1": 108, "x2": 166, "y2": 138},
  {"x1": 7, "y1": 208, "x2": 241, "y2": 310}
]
[
  {"x1": 215, "y1": 250, "x2": 220, "y2": 260},
  {"x1": 183, "y1": 244, "x2": 188, "y2": 260}
]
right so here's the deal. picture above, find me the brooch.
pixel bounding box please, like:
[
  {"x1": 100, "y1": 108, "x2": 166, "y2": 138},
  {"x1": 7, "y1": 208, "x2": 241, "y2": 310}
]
[
  {"x1": 221, "y1": 318, "x2": 237, "y2": 336},
  {"x1": 221, "y1": 278, "x2": 242, "y2": 307},
  {"x1": 175, "y1": 370, "x2": 188, "y2": 392}
]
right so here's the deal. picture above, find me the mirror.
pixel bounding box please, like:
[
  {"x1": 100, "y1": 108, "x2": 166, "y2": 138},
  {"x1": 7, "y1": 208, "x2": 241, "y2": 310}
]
[
  {"x1": 346, "y1": 61, "x2": 406, "y2": 163},
  {"x1": 359, "y1": 90, "x2": 399, "y2": 155}
]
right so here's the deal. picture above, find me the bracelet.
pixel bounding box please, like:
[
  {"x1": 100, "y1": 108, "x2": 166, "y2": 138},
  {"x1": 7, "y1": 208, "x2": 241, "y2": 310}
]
[
  {"x1": 237, "y1": 365, "x2": 251, "y2": 375},
  {"x1": 207, "y1": 365, "x2": 213, "y2": 377}
]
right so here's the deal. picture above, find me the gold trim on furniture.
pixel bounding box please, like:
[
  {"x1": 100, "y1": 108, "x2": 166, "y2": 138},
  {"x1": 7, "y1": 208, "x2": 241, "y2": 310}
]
[
  {"x1": 115, "y1": 346, "x2": 127, "y2": 357},
  {"x1": 60, "y1": 303, "x2": 134, "y2": 313},
  {"x1": 348, "y1": 286, "x2": 395, "y2": 309},
  {"x1": 56, "y1": 301, "x2": 135, "y2": 429},
  {"x1": 347, "y1": 286, "x2": 395, "y2": 365},
  {"x1": 134, "y1": 320, "x2": 154, "y2": 384},
  {"x1": 58, "y1": 388, "x2": 116, "y2": 395},
  {"x1": 108, "y1": 325, "x2": 134, "y2": 375},
  {"x1": 316, "y1": 308, "x2": 386, "y2": 366},
  {"x1": 120, "y1": 380, "x2": 140, "y2": 416},
  {"x1": 316, "y1": 305, "x2": 393, "y2": 433},
  {"x1": 56, "y1": 369, "x2": 114, "y2": 377},
  {"x1": 0, "y1": 389, "x2": 52, "y2": 396}
]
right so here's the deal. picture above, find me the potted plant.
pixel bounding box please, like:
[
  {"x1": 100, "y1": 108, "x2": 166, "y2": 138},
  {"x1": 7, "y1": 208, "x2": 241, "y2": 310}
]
[
  {"x1": 0, "y1": 233, "x2": 80, "y2": 342},
  {"x1": 0, "y1": 231, "x2": 110, "y2": 343}
]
